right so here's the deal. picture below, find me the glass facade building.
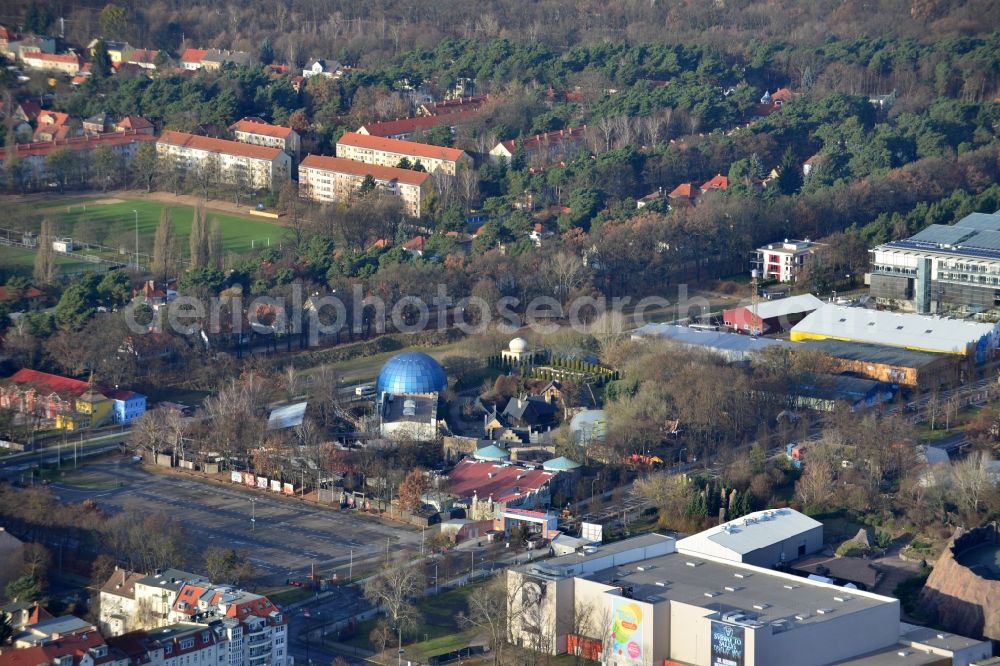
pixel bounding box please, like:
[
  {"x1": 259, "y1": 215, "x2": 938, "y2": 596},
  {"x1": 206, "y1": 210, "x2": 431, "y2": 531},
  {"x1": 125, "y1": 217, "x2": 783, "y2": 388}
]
[{"x1": 375, "y1": 352, "x2": 448, "y2": 397}]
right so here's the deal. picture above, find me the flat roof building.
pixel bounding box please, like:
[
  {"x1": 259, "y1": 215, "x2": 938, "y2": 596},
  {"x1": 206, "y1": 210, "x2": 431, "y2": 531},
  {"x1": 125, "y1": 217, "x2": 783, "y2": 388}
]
[
  {"x1": 869, "y1": 209, "x2": 1000, "y2": 314},
  {"x1": 631, "y1": 324, "x2": 795, "y2": 362},
  {"x1": 676, "y1": 508, "x2": 824, "y2": 568},
  {"x1": 790, "y1": 304, "x2": 999, "y2": 360},
  {"x1": 723, "y1": 294, "x2": 825, "y2": 335},
  {"x1": 508, "y1": 532, "x2": 992, "y2": 666},
  {"x1": 751, "y1": 239, "x2": 824, "y2": 283},
  {"x1": 796, "y1": 338, "x2": 961, "y2": 390}
]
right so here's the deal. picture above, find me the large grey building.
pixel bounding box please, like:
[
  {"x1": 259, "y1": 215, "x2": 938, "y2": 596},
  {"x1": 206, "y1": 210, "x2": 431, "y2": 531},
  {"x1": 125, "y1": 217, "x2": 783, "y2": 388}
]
[{"x1": 869, "y1": 210, "x2": 1000, "y2": 313}]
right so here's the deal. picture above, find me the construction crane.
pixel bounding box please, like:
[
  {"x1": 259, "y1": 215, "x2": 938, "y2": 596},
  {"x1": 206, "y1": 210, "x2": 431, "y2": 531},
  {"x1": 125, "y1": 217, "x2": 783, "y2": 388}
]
[{"x1": 750, "y1": 268, "x2": 761, "y2": 337}]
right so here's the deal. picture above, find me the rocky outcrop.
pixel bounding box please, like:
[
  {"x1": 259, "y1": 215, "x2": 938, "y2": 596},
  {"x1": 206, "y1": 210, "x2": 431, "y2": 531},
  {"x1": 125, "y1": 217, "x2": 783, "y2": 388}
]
[{"x1": 919, "y1": 523, "x2": 1000, "y2": 642}]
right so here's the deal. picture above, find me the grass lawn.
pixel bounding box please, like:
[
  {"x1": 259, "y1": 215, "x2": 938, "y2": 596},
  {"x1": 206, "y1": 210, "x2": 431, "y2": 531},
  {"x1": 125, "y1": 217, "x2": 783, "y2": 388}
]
[
  {"x1": 915, "y1": 404, "x2": 983, "y2": 443},
  {"x1": 257, "y1": 585, "x2": 314, "y2": 606},
  {"x1": 0, "y1": 244, "x2": 102, "y2": 275},
  {"x1": 27, "y1": 196, "x2": 286, "y2": 260},
  {"x1": 340, "y1": 582, "x2": 485, "y2": 661}
]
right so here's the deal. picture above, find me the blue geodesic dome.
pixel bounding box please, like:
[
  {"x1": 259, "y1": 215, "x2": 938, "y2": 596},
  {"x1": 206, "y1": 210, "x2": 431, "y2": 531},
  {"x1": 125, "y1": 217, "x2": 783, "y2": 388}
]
[{"x1": 376, "y1": 352, "x2": 448, "y2": 397}]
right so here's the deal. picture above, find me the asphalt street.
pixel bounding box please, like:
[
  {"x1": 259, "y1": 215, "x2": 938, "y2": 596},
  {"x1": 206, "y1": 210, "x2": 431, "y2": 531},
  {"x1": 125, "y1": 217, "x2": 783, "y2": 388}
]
[{"x1": 47, "y1": 460, "x2": 421, "y2": 582}]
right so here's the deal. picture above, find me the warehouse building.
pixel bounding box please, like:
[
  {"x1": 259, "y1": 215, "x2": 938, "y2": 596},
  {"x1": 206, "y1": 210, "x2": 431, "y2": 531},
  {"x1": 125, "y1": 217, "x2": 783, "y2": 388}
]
[
  {"x1": 797, "y1": 339, "x2": 962, "y2": 390},
  {"x1": 507, "y1": 533, "x2": 992, "y2": 666},
  {"x1": 676, "y1": 508, "x2": 824, "y2": 568},
  {"x1": 869, "y1": 210, "x2": 1000, "y2": 314},
  {"x1": 790, "y1": 305, "x2": 999, "y2": 361},
  {"x1": 631, "y1": 324, "x2": 795, "y2": 362},
  {"x1": 723, "y1": 294, "x2": 824, "y2": 335}
]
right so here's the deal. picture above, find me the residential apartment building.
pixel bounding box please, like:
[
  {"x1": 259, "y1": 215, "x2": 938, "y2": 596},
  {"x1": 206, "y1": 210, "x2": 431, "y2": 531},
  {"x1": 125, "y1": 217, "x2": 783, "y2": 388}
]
[
  {"x1": 230, "y1": 118, "x2": 300, "y2": 158},
  {"x1": 298, "y1": 154, "x2": 429, "y2": 216},
  {"x1": 751, "y1": 238, "x2": 823, "y2": 283},
  {"x1": 489, "y1": 126, "x2": 588, "y2": 165},
  {"x1": 99, "y1": 571, "x2": 289, "y2": 666},
  {"x1": 869, "y1": 209, "x2": 1000, "y2": 313},
  {"x1": 21, "y1": 51, "x2": 82, "y2": 75},
  {"x1": 157, "y1": 131, "x2": 291, "y2": 191},
  {"x1": 336, "y1": 132, "x2": 470, "y2": 176},
  {"x1": 0, "y1": 131, "x2": 156, "y2": 191}
]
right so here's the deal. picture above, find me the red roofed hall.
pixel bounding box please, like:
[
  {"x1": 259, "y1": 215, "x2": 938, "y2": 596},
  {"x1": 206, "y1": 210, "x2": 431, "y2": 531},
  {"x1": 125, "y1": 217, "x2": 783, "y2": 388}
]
[
  {"x1": 356, "y1": 109, "x2": 479, "y2": 142},
  {"x1": 336, "y1": 132, "x2": 471, "y2": 176},
  {"x1": 446, "y1": 459, "x2": 555, "y2": 506},
  {"x1": 298, "y1": 154, "x2": 429, "y2": 216}
]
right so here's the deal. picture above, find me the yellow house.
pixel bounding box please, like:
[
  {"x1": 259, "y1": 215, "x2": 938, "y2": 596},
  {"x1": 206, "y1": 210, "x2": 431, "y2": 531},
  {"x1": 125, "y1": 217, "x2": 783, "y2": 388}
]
[
  {"x1": 55, "y1": 387, "x2": 113, "y2": 430},
  {"x1": 87, "y1": 39, "x2": 129, "y2": 64}
]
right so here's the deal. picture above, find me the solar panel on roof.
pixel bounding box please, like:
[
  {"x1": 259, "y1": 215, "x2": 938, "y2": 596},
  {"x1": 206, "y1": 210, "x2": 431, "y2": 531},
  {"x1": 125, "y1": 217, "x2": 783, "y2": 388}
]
[
  {"x1": 960, "y1": 229, "x2": 1000, "y2": 250},
  {"x1": 953, "y1": 212, "x2": 1000, "y2": 232},
  {"x1": 908, "y1": 225, "x2": 975, "y2": 245}
]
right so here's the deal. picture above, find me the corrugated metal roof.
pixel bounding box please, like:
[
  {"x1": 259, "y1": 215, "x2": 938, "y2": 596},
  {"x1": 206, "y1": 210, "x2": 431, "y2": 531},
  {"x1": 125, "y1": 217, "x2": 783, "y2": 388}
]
[
  {"x1": 729, "y1": 293, "x2": 824, "y2": 321},
  {"x1": 266, "y1": 402, "x2": 307, "y2": 430},
  {"x1": 791, "y1": 304, "x2": 997, "y2": 354},
  {"x1": 797, "y1": 338, "x2": 947, "y2": 369},
  {"x1": 677, "y1": 508, "x2": 822, "y2": 556},
  {"x1": 631, "y1": 324, "x2": 795, "y2": 356}
]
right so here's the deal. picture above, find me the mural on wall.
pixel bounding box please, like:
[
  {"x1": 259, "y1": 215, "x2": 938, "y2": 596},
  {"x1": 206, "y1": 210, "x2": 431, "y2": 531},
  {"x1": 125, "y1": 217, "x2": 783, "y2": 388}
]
[
  {"x1": 610, "y1": 599, "x2": 644, "y2": 665},
  {"x1": 711, "y1": 621, "x2": 745, "y2": 666}
]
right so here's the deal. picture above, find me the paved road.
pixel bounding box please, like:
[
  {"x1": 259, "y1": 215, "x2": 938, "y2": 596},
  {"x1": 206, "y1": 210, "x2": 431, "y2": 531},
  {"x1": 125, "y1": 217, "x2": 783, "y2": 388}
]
[{"x1": 48, "y1": 461, "x2": 420, "y2": 582}]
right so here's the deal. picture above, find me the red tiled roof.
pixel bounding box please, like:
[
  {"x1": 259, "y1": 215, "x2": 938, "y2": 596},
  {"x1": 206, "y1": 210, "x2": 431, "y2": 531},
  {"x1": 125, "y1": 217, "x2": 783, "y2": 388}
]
[
  {"x1": 771, "y1": 87, "x2": 795, "y2": 102},
  {"x1": 180, "y1": 48, "x2": 208, "y2": 64},
  {"x1": 224, "y1": 595, "x2": 278, "y2": 619},
  {"x1": 117, "y1": 115, "x2": 153, "y2": 131},
  {"x1": 337, "y1": 132, "x2": 467, "y2": 163},
  {"x1": 230, "y1": 118, "x2": 295, "y2": 140},
  {"x1": 447, "y1": 459, "x2": 554, "y2": 503},
  {"x1": 7, "y1": 369, "x2": 89, "y2": 398},
  {"x1": 499, "y1": 125, "x2": 588, "y2": 154},
  {"x1": 0, "y1": 630, "x2": 106, "y2": 666},
  {"x1": 668, "y1": 183, "x2": 695, "y2": 199},
  {"x1": 700, "y1": 174, "x2": 728, "y2": 191},
  {"x1": 104, "y1": 389, "x2": 141, "y2": 401},
  {"x1": 37, "y1": 111, "x2": 69, "y2": 127},
  {"x1": 0, "y1": 285, "x2": 44, "y2": 300},
  {"x1": 357, "y1": 110, "x2": 477, "y2": 138},
  {"x1": 2, "y1": 131, "x2": 155, "y2": 160},
  {"x1": 403, "y1": 235, "x2": 426, "y2": 251},
  {"x1": 158, "y1": 130, "x2": 284, "y2": 161},
  {"x1": 422, "y1": 96, "x2": 488, "y2": 116},
  {"x1": 128, "y1": 48, "x2": 158, "y2": 63},
  {"x1": 24, "y1": 52, "x2": 81, "y2": 65},
  {"x1": 299, "y1": 154, "x2": 430, "y2": 186}
]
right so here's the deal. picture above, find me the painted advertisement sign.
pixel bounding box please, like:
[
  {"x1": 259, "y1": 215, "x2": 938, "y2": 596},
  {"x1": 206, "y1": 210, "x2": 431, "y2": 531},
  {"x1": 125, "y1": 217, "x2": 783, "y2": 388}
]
[
  {"x1": 710, "y1": 621, "x2": 745, "y2": 666},
  {"x1": 610, "y1": 599, "x2": 643, "y2": 665}
]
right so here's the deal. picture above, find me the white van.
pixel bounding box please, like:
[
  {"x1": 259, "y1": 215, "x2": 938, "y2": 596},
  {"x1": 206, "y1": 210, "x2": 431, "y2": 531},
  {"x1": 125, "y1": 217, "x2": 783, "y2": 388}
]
[{"x1": 355, "y1": 385, "x2": 376, "y2": 398}]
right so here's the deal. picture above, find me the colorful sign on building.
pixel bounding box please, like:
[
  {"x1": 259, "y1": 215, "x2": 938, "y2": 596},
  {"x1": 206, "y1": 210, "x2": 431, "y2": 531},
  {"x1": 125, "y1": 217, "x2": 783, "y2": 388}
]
[
  {"x1": 610, "y1": 599, "x2": 643, "y2": 665},
  {"x1": 711, "y1": 621, "x2": 745, "y2": 666}
]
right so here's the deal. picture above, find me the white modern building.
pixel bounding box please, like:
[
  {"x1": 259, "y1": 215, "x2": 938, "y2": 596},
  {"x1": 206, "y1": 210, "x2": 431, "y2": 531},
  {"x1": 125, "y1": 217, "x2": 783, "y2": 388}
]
[
  {"x1": 379, "y1": 392, "x2": 439, "y2": 441},
  {"x1": 157, "y1": 131, "x2": 291, "y2": 191},
  {"x1": 869, "y1": 210, "x2": 1000, "y2": 313},
  {"x1": 751, "y1": 239, "x2": 824, "y2": 283}
]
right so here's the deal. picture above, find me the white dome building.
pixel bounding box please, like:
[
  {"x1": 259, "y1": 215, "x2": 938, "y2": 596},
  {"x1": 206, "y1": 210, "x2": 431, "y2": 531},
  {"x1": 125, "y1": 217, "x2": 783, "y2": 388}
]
[{"x1": 502, "y1": 337, "x2": 531, "y2": 364}]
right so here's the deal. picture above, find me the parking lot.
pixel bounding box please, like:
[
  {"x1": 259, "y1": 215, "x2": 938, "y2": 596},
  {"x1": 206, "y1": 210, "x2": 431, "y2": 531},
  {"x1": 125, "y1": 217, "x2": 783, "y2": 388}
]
[{"x1": 51, "y1": 460, "x2": 421, "y2": 582}]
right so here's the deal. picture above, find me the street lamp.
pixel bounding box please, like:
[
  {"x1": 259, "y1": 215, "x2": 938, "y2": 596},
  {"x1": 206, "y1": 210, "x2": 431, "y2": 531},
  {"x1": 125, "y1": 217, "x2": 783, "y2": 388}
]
[
  {"x1": 249, "y1": 497, "x2": 257, "y2": 532},
  {"x1": 590, "y1": 475, "x2": 601, "y2": 509},
  {"x1": 132, "y1": 209, "x2": 139, "y2": 270}
]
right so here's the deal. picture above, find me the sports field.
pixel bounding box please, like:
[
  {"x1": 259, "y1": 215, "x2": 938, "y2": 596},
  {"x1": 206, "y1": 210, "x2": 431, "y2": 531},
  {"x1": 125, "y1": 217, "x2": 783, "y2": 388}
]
[
  {"x1": 0, "y1": 244, "x2": 101, "y2": 275},
  {"x1": 29, "y1": 196, "x2": 287, "y2": 259}
]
